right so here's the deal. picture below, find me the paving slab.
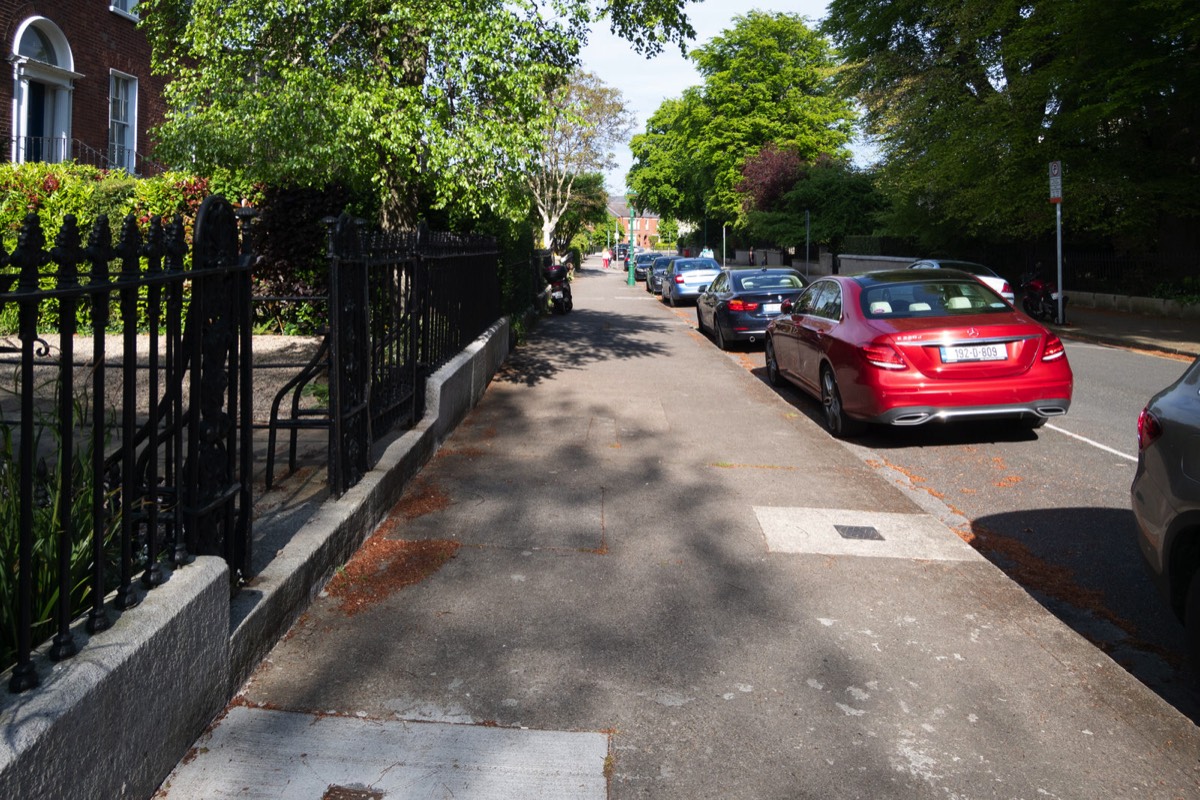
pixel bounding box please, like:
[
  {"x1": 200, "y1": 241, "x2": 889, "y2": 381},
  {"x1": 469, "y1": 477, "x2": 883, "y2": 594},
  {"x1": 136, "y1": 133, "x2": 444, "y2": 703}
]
[{"x1": 159, "y1": 706, "x2": 607, "y2": 799}]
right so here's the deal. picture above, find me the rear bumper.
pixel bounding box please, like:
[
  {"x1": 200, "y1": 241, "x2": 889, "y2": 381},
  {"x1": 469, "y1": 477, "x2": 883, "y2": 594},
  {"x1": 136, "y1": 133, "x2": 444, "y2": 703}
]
[
  {"x1": 719, "y1": 313, "x2": 778, "y2": 342},
  {"x1": 869, "y1": 399, "x2": 1071, "y2": 426}
]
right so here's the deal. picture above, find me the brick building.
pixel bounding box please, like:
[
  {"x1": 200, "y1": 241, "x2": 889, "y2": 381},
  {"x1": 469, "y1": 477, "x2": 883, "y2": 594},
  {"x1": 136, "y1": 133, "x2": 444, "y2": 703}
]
[
  {"x1": 607, "y1": 195, "x2": 661, "y2": 250},
  {"x1": 2, "y1": 1, "x2": 165, "y2": 173}
]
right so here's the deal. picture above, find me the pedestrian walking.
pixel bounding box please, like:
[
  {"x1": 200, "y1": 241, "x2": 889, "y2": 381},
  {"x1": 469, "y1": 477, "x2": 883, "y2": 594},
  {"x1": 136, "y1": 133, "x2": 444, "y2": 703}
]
[{"x1": 602, "y1": 248, "x2": 611, "y2": 269}]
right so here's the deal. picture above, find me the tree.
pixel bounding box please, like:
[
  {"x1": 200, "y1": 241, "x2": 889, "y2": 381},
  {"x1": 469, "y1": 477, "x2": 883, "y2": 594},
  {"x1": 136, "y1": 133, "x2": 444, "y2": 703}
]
[
  {"x1": 140, "y1": 0, "x2": 697, "y2": 230},
  {"x1": 547, "y1": 172, "x2": 610, "y2": 254},
  {"x1": 739, "y1": 153, "x2": 884, "y2": 253},
  {"x1": 628, "y1": 11, "x2": 856, "y2": 231},
  {"x1": 528, "y1": 71, "x2": 631, "y2": 252},
  {"x1": 822, "y1": 0, "x2": 1200, "y2": 246}
]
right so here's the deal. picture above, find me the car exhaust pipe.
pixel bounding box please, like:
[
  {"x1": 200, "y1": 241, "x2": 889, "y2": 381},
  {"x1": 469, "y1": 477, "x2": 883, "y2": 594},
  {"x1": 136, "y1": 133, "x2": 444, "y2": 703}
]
[
  {"x1": 891, "y1": 413, "x2": 933, "y2": 425},
  {"x1": 748, "y1": 336, "x2": 756, "y2": 343}
]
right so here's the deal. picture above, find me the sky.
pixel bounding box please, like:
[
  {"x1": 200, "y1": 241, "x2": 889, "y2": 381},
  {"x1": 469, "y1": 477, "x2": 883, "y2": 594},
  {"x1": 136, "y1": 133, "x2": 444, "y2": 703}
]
[{"x1": 579, "y1": 1, "x2": 835, "y2": 194}]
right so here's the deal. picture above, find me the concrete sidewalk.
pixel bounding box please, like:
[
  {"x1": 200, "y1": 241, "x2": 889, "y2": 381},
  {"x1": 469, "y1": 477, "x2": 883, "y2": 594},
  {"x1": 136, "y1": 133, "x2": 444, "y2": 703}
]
[
  {"x1": 160, "y1": 256, "x2": 1200, "y2": 799},
  {"x1": 1056, "y1": 304, "x2": 1200, "y2": 359}
]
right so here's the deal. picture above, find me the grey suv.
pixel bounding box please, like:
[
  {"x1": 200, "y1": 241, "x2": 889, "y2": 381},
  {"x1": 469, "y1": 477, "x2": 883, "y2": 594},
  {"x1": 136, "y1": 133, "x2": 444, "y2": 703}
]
[{"x1": 1132, "y1": 355, "x2": 1200, "y2": 665}]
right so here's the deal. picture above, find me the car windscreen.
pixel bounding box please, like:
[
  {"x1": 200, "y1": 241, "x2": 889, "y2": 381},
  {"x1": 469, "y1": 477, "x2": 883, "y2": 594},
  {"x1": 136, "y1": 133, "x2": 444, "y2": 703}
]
[
  {"x1": 732, "y1": 272, "x2": 805, "y2": 292},
  {"x1": 861, "y1": 281, "x2": 1010, "y2": 319}
]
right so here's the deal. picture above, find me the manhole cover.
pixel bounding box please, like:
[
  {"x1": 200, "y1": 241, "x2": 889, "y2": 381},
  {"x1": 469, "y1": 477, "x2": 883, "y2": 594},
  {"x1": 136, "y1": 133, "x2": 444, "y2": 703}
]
[
  {"x1": 323, "y1": 787, "x2": 383, "y2": 800},
  {"x1": 834, "y1": 524, "x2": 884, "y2": 541}
]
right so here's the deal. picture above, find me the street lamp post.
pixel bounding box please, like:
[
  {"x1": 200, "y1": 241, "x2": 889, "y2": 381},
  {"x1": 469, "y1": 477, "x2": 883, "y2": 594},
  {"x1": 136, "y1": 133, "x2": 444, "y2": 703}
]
[{"x1": 628, "y1": 204, "x2": 637, "y2": 286}]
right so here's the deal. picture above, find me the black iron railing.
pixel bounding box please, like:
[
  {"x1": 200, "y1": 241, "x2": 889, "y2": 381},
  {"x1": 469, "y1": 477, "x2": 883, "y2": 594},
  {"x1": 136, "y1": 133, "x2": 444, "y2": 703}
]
[
  {"x1": 0, "y1": 196, "x2": 255, "y2": 693},
  {"x1": 3, "y1": 199, "x2": 506, "y2": 694},
  {"x1": 267, "y1": 215, "x2": 501, "y2": 496},
  {"x1": 8, "y1": 136, "x2": 163, "y2": 175}
]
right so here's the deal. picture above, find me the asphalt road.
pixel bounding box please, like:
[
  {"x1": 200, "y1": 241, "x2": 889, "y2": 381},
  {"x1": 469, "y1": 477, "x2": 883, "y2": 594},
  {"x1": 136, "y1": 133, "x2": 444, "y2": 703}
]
[{"x1": 702, "y1": 309, "x2": 1200, "y2": 723}]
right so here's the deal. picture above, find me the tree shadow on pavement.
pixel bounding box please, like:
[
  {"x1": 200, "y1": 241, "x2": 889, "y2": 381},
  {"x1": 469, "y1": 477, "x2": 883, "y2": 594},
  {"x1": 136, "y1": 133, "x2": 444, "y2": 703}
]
[{"x1": 497, "y1": 308, "x2": 671, "y2": 387}]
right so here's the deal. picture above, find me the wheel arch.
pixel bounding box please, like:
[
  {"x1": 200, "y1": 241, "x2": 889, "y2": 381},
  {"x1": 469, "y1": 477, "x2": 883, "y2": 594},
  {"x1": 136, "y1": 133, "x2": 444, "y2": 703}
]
[{"x1": 1167, "y1": 514, "x2": 1200, "y2": 622}]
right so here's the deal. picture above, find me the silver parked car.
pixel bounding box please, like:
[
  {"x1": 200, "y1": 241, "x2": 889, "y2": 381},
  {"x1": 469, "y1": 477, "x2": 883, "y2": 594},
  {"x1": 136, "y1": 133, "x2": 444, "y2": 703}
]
[
  {"x1": 908, "y1": 259, "x2": 1015, "y2": 303},
  {"x1": 1131, "y1": 356, "x2": 1200, "y2": 664},
  {"x1": 661, "y1": 257, "x2": 721, "y2": 307}
]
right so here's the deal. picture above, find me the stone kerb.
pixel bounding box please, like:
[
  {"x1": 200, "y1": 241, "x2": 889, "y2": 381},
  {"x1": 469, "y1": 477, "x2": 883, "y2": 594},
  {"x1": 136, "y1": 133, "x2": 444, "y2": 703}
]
[{"x1": 0, "y1": 558, "x2": 230, "y2": 800}]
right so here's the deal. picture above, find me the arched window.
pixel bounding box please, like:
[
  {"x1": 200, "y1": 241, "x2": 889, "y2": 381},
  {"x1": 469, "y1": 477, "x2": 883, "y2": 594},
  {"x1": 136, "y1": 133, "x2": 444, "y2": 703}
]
[{"x1": 10, "y1": 17, "x2": 80, "y2": 164}]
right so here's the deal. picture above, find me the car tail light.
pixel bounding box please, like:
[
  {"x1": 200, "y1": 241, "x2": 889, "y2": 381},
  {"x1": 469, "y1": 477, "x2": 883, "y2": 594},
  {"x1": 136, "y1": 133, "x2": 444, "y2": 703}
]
[
  {"x1": 861, "y1": 342, "x2": 907, "y2": 370},
  {"x1": 728, "y1": 299, "x2": 759, "y2": 312},
  {"x1": 1137, "y1": 407, "x2": 1162, "y2": 450},
  {"x1": 674, "y1": 274, "x2": 685, "y2": 283},
  {"x1": 1000, "y1": 281, "x2": 1012, "y2": 295},
  {"x1": 1041, "y1": 334, "x2": 1066, "y2": 361}
]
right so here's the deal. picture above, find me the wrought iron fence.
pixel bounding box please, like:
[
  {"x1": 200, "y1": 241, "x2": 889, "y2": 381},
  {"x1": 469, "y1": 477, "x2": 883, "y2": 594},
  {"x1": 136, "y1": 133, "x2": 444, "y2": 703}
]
[
  {"x1": 8, "y1": 136, "x2": 163, "y2": 175},
  {"x1": 2, "y1": 199, "x2": 506, "y2": 694},
  {"x1": 266, "y1": 214, "x2": 500, "y2": 496},
  {"x1": 0, "y1": 195, "x2": 255, "y2": 693}
]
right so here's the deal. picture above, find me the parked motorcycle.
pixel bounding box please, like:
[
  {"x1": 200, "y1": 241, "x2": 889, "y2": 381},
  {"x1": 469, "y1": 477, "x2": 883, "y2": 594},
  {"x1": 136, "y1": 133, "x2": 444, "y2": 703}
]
[
  {"x1": 1019, "y1": 270, "x2": 1067, "y2": 323},
  {"x1": 544, "y1": 262, "x2": 573, "y2": 315}
]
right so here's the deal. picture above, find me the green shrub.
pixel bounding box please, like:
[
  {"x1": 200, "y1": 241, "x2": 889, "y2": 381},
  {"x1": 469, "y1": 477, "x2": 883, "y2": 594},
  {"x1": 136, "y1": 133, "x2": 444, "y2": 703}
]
[{"x1": 0, "y1": 376, "x2": 120, "y2": 672}]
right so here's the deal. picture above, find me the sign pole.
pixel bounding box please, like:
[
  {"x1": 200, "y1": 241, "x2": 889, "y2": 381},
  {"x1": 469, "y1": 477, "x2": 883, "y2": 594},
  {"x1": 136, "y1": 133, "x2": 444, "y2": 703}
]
[
  {"x1": 1055, "y1": 202, "x2": 1064, "y2": 324},
  {"x1": 1049, "y1": 161, "x2": 1065, "y2": 325}
]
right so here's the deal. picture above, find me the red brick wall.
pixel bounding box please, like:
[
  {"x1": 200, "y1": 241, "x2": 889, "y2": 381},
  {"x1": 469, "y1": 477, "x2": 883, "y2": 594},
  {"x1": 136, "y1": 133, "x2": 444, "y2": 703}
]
[{"x1": 0, "y1": 1, "x2": 166, "y2": 168}]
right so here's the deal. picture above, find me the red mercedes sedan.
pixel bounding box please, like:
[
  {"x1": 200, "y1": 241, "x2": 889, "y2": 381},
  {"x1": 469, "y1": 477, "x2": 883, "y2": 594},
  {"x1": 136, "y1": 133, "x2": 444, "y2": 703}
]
[{"x1": 764, "y1": 269, "x2": 1073, "y2": 437}]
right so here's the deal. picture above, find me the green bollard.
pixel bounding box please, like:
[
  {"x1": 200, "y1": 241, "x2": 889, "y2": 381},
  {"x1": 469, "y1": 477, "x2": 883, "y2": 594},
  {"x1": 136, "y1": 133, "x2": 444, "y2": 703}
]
[{"x1": 627, "y1": 257, "x2": 635, "y2": 286}]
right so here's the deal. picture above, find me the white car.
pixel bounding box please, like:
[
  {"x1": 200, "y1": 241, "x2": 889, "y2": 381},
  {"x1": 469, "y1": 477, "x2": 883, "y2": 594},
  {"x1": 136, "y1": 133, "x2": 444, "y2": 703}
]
[{"x1": 907, "y1": 259, "x2": 1014, "y2": 304}]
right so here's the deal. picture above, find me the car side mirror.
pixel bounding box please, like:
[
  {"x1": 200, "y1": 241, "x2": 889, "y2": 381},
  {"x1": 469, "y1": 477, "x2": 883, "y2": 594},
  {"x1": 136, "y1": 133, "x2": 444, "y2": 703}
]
[
  {"x1": 698, "y1": 284, "x2": 709, "y2": 293},
  {"x1": 781, "y1": 300, "x2": 794, "y2": 314}
]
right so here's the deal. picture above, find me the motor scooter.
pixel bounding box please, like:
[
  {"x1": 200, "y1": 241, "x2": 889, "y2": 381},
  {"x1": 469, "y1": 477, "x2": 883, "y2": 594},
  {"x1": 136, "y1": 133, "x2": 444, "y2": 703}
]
[
  {"x1": 1019, "y1": 270, "x2": 1067, "y2": 323},
  {"x1": 544, "y1": 262, "x2": 573, "y2": 315}
]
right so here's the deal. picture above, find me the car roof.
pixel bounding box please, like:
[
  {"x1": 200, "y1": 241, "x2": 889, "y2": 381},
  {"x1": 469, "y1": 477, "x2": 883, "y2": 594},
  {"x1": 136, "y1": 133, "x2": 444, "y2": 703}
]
[
  {"x1": 910, "y1": 259, "x2": 1000, "y2": 277},
  {"x1": 725, "y1": 267, "x2": 801, "y2": 275},
  {"x1": 853, "y1": 268, "x2": 980, "y2": 287},
  {"x1": 672, "y1": 258, "x2": 720, "y2": 269}
]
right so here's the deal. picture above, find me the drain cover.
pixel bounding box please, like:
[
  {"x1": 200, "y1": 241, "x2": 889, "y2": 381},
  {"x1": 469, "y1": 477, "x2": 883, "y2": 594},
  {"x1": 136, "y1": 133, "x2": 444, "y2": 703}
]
[
  {"x1": 834, "y1": 524, "x2": 884, "y2": 541},
  {"x1": 323, "y1": 787, "x2": 383, "y2": 800}
]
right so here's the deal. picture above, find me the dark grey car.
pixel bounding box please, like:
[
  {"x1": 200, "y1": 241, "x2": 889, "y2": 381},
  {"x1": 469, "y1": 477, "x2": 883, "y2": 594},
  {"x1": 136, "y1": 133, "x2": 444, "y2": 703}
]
[
  {"x1": 646, "y1": 256, "x2": 676, "y2": 294},
  {"x1": 1132, "y1": 356, "x2": 1200, "y2": 664}
]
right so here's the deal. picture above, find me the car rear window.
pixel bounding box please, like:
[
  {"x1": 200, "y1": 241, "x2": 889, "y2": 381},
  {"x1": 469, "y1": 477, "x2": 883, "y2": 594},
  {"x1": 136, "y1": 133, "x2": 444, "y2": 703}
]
[
  {"x1": 861, "y1": 281, "x2": 1010, "y2": 318},
  {"x1": 674, "y1": 259, "x2": 719, "y2": 272},
  {"x1": 733, "y1": 272, "x2": 804, "y2": 291}
]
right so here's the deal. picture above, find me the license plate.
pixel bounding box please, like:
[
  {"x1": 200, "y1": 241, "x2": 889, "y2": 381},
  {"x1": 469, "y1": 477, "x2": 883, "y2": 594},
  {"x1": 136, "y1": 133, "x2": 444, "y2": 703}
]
[
  {"x1": 551, "y1": 290, "x2": 563, "y2": 299},
  {"x1": 763, "y1": 303, "x2": 781, "y2": 315},
  {"x1": 941, "y1": 344, "x2": 1007, "y2": 363}
]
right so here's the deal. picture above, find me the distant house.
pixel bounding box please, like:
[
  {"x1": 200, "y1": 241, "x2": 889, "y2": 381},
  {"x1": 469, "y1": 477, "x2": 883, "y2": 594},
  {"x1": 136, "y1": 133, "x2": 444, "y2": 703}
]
[
  {"x1": 608, "y1": 195, "x2": 661, "y2": 250},
  {"x1": 2, "y1": 1, "x2": 166, "y2": 174}
]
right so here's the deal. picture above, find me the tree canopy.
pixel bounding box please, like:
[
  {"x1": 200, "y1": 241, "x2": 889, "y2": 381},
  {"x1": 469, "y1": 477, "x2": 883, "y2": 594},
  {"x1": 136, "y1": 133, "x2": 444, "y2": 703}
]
[
  {"x1": 628, "y1": 11, "x2": 856, "y2": 230},
  {"x1": 823, "y1": 0, "x2": 1200, "y2": 247},
  {"x1": 528, "y1": 71, "x2": 630, "y2": 251},
  {"x1": 141, "y1": 0, "x2": 697, "y2": 229},
  {"x1": 547, "y1": 172, "x2": 610, "y2": 254}
]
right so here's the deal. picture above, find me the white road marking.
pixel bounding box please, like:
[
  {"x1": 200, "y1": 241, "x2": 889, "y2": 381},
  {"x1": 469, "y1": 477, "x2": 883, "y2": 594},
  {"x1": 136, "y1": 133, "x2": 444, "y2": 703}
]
[{"x1": 1045, "y1": 423, "x2": 1137, "y2": 463}]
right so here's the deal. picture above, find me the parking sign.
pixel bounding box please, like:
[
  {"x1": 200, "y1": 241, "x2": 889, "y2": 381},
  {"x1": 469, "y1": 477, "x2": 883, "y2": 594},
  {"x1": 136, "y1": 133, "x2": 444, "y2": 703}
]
[{"x1": 1049, "y1": 161, "x2": 1062, "y2": 203}]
